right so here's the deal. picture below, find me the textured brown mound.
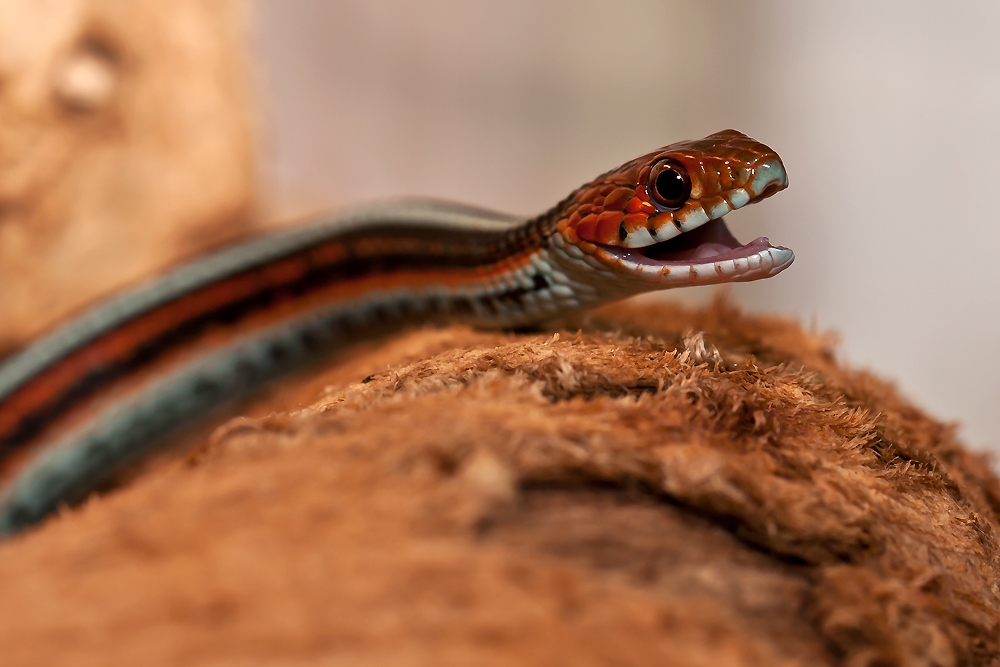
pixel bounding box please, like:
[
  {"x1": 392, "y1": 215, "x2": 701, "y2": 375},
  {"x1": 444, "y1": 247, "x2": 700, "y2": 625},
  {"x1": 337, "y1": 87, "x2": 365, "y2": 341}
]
[{"x1": 0, "y1": 295, "x2": 998, "y2": 667}]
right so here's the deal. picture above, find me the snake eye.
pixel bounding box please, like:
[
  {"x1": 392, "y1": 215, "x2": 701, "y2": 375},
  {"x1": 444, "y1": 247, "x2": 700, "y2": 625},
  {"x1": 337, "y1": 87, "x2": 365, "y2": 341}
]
[{"x1": 648, "y1": 159, "x2": 691, "y2": 210}]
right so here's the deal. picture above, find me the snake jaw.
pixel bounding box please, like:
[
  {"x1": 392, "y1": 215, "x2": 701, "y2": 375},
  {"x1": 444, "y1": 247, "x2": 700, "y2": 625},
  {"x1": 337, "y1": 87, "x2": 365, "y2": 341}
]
[
  {"x1": 605, "y1": 217, "x2": 787, "y2": 265},
  {"x1": 557, "y1": 130, "x2": 793, "y2": 286},
  {"x1": 590, "y1": 217, "x2": 794, "y2": 286},
  {"x1": 569, "y1": 131, "x2": 789, "y2": 250},
  {"x1": 642, "y1": 145, "x2": 789, "y2": 245}
]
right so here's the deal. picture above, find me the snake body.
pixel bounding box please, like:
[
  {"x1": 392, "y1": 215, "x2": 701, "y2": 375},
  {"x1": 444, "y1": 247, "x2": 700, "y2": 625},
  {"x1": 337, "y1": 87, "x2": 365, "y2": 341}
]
[{"x1": 0, "y1": 129, "x2": 792, "y2": 535}]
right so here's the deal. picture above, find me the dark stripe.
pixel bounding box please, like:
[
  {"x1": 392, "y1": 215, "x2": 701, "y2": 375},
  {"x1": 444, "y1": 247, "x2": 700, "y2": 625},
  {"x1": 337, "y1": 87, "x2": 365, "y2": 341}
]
[{"x1": 0, "y1": 223, "x2": 547, "y2": 458}]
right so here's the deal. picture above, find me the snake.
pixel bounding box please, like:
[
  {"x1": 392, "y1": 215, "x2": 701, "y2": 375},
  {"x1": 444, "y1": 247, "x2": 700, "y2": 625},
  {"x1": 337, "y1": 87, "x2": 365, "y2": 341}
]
[{"x1": 0, "y1": 129, "x2": 792, "y2": 536}]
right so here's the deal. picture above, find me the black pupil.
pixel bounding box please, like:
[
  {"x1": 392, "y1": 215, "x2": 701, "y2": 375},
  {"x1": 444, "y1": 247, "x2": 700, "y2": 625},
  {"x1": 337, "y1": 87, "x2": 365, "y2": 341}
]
[{"x1": 655, "y1": 167, "x2": 685, "y2": 204}]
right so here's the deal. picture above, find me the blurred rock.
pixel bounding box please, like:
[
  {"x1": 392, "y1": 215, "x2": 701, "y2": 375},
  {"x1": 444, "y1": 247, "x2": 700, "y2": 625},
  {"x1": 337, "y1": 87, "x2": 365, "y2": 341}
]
[{"x1": 0, "y1": 0, "x2": 257, "y2": 347}]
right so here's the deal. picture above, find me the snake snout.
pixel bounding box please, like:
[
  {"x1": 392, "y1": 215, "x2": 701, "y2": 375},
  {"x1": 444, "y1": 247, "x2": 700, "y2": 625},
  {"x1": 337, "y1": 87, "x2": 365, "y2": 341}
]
[{"x1": 747, "y1": 157, "x2": 788, "y2": 201}]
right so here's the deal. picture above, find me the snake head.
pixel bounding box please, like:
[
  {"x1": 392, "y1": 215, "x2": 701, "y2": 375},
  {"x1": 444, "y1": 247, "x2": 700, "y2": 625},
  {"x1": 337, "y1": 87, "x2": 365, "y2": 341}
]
[{"x1": 557, "y1": 130, "x2": 793, "y2": 285}]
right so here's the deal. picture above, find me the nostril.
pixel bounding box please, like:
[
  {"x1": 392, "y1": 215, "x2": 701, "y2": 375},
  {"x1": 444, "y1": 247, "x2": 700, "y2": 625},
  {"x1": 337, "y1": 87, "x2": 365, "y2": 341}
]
[{"x1": 756, "y1": 183, "x2": 781, "y2": 201}]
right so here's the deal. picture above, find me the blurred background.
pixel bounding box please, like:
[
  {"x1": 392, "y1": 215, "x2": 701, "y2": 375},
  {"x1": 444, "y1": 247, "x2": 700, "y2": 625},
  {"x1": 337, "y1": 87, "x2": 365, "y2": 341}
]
[{"x1": 252, "y1": 1, "x2": 1000, "y2": 451}]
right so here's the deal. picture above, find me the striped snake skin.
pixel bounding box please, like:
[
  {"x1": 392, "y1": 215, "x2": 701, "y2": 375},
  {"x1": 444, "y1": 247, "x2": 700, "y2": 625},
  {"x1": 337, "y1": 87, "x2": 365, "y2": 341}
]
[{"x1": 0, "y1": 129, "x2": 792, "y2": 535}]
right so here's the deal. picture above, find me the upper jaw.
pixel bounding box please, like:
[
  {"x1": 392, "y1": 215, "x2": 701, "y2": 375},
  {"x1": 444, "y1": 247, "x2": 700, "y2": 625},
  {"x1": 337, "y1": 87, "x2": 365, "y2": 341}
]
[{"x1": 624, "y1": 154, "x2": 789, "y2": 250}]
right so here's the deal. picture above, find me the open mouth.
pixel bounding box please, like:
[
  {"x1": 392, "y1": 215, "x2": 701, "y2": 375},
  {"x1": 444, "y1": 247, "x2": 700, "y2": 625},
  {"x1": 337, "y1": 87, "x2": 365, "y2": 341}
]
[{"x1": 599, "y1": 218, "x2": 790, "y2": 267}]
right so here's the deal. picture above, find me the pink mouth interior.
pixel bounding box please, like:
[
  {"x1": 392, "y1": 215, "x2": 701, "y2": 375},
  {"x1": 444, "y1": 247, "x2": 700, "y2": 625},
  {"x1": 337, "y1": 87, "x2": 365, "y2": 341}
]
[{"x1": 601, "y1": 218, "x2": 787, "y2": 267}]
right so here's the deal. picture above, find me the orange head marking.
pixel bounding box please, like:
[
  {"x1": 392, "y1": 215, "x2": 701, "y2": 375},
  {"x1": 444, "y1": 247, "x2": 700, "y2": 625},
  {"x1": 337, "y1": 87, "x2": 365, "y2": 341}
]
[{"x1": 565, "y1": 130, "x2": 788, "y2": 248}]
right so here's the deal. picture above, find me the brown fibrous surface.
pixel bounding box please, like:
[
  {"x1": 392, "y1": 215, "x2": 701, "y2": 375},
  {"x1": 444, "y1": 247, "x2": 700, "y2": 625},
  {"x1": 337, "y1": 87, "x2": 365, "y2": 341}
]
[{"x1": 0, "y1": 295, "x2": 997, "y2": 667}]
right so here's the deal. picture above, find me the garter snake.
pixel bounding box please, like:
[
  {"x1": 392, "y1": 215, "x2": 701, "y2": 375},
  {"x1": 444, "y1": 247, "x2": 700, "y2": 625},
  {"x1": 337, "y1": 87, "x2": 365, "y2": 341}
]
[{"x1": 0, "y1": 129, "x2": 792, "y2": 535}]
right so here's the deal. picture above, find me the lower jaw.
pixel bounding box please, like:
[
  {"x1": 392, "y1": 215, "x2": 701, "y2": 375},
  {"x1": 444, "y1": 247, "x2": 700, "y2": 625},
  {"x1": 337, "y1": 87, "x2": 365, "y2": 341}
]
[{"x1": 589, "y1": 217, "x2": 794, "y2": 285}]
